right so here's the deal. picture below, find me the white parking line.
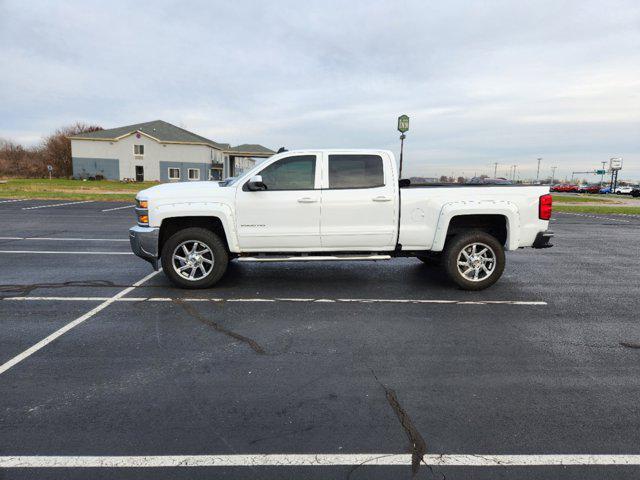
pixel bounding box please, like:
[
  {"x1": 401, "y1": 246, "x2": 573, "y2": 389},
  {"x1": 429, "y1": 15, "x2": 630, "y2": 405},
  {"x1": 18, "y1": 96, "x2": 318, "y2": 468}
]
[
  {"x1": 0, "y1": 296, "x2": 547, "y2": 305},
  {"x1": 556, "y1": 212, "x2": 634, "y2": 223},
  {"x1": 0, "y1": 237, "x2": 128, "y2": 242},
  {"x1": 101, "y1": 204, "x2": 136, "y2": 212},
  {"x1": 22, "y1": 200, "x2": 94, "y2": 210},
  {"x1": 0, "y1": 270, "x2": 160, "y2": 376},
  {"x1": 1, "y1": 453, "x2": 639, "y2": 468},
  {"x1": 0, "y1": 250, "x2": 133, "y2": 255}
]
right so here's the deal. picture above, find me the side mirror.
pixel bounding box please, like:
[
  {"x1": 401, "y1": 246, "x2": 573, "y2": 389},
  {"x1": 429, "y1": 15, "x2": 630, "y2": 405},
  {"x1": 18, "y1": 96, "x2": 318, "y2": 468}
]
[{"x1": 247, "y1": 175, "x2": 267, "y2": 191}]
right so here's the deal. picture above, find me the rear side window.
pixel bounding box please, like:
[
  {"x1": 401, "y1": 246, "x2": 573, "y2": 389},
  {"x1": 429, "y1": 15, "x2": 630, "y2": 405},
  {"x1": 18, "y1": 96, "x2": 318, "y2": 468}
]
[
  {"x1": 259, "y1": 155, "x2": 316, "y2": 190},
  {"x1": 328, "y1": 154, "x2": 384, "y2": 189}
]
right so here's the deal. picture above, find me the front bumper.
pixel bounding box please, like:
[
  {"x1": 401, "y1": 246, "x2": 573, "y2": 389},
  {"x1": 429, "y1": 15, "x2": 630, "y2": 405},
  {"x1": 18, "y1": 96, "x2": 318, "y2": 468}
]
[
  {"x1": 532, "y1": 230, "x2": 554, "y2": 249},
  {"x1": 129, "y1": 226, "x2": 160, "y2": 270}
]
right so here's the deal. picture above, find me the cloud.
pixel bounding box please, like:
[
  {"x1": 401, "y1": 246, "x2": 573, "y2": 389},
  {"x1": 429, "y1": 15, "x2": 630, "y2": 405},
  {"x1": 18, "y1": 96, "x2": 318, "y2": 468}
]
[{"x1": 1, "y1": 0, "x2": 638, "y2": 180}]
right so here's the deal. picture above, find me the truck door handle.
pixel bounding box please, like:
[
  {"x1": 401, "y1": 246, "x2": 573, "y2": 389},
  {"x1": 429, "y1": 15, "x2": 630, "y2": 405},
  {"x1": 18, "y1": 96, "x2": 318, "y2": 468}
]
[
  {"x1": 372, "y1": 196, "x2": 391, "y2": 202},
  {"x1": 297, "y1": 197, "x2": 317, "y2": 203}
]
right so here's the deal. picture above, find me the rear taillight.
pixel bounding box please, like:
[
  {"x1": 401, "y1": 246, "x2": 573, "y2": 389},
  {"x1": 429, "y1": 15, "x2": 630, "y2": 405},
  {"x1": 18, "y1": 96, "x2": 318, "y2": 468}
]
[{"x1": 539, "y1": 194, "x2": 552, "y2": 220}]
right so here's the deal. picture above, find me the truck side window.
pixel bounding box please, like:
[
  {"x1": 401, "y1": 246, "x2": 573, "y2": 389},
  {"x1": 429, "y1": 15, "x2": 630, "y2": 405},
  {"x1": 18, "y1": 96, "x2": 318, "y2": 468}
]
[
  {"x1": 259, "y1": 155, "x2": 316, "y2": 190},
  {"x1": 328, "y1": 154, "x2": 384, "y2": 189}
]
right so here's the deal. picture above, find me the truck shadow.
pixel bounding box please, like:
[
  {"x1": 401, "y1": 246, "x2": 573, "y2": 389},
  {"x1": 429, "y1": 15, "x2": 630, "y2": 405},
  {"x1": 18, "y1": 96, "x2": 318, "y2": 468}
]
[{"x1": 210, "y1": 259, "x2": 458, "y2": 298}]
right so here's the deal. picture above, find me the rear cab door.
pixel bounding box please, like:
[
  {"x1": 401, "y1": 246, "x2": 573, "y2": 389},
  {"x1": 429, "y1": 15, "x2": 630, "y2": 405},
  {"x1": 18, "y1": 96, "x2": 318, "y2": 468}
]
[{"x1": 319, "y1": 151, "x2": 398, "y2": 250}]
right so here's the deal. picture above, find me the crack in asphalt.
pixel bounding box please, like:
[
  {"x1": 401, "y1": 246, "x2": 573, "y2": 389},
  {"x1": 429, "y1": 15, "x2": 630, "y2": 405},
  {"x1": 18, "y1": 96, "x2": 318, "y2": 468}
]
[
  {"x1": 0, "y1": 280, "x2": 116, "y2": 297},
  {"x1": 172, "y1": 298, "x2": 266, "y2": 354},
  {"x1": 383, "y1": 386, "x2": 428, "y2": 477},
  {"x1": 368, "y1": 370, "x2": 445, "y2": 479}
]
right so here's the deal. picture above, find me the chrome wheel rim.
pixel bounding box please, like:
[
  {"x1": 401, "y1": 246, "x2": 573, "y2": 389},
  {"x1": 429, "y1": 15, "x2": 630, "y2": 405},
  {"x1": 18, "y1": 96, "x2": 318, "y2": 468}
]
[
  {"x1": 172, "y1": 240, "x2": 214, "y2": 281},
  {"x1": 456, "y1": 242, "x2": 496, "y2": 282}
]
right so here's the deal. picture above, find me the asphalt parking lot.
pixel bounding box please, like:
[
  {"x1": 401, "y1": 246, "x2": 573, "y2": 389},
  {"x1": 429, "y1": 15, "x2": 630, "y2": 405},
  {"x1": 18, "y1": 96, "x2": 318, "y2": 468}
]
[{"x1": 1, "y1": 199, "x2": 640, "y2": 479}]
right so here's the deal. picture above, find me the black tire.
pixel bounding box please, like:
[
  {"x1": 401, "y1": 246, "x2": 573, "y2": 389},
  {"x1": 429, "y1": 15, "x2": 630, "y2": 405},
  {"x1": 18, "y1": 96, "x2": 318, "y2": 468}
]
[
  {"x1": 442, "y1": 230, "x2": 505, "y2": 290},
  {"x1": 416, "y1": 252, "x2": 441, "y2": 266},
  {"x1": 161, "y1": 227, "x2": 228, "y2": 289}
]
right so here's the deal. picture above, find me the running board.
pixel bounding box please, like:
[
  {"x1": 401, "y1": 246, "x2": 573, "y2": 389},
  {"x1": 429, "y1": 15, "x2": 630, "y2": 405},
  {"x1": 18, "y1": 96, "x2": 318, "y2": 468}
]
[{"x1": 237, "y1": 254, "x2": 392, "y2": 262}]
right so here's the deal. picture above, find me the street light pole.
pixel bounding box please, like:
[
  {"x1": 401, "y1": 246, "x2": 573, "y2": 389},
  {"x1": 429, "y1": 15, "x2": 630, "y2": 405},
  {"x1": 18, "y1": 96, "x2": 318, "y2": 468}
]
[
  {"x1": 551, "y1": 166, "x2": 557, "y2": 185},
  {"x1": 397, "y1": 115, "x2": 409, "y2": 180},
  {"x1": 493, "y1": 162, "x2": 498, "y2": 178},
  {"x1": 536, "y1": 158, "x2": 542, "y2": 182},
  {"x1": 399, "y1": 133, "x2": 405, "y2": 179}
]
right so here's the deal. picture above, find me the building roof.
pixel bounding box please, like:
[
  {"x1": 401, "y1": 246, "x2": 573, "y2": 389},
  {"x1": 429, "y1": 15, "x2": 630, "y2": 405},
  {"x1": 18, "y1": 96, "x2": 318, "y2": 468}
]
[
  {"x1": 70, "y1": 120, "x2": 275, "y2": 156},
  {"x1": 70, "y1": 120, "x2": 229, "y2": 149},
  {"x1": 225, "y1": 144, "x2": 275, "y2": 156}
]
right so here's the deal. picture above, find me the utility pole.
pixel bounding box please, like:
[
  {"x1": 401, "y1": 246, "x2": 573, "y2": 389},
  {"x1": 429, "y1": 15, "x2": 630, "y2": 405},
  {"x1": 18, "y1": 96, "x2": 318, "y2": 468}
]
[
  {"x1": 551, "y1": 166, "x2": 557, "y2": 185},
  {"x1": 512, "y1": 165, "x2": 517, "y2": 181},
  {"x1": 600, "y1": 161, "x2": 607, "y2": 185},
  {"x1": 492, "y1": 162, "x2": 498, "y2": 178},
  {"x1": 536, "y1": 158, "x2": 542, "y2": 182}
]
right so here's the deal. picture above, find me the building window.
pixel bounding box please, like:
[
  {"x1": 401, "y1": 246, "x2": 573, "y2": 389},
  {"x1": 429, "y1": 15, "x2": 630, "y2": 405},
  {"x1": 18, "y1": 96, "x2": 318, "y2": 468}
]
[
  {"x1": 188, "y1": 168, "x2": 200, "y2": 181},
  {"x1": 209, "y1": 168, "x2": 222, "y2": 181},
  {"x1": 168, "y1": 168, "x2": 180, "y2": 180},
  {"x1": 134, "y1": 145, "x2": 144, "y2": 155}
]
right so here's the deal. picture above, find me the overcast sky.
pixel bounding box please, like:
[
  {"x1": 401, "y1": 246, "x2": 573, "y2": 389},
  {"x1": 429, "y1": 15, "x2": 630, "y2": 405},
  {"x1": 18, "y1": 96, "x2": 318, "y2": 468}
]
[{"x1": 1, "y1": 0, "x2": 638, "y2": 180}]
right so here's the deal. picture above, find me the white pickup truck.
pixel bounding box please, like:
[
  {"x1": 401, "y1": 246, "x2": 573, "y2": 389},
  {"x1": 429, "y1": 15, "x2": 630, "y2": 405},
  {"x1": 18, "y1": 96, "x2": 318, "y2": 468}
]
[{"x1": 130, "y1": 149, "x2": 553, "y2": 290}]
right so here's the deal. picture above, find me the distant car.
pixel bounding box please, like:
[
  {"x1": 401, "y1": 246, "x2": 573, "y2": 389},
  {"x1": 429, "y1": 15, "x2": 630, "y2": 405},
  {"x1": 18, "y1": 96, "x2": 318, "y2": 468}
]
[
  {"x1": 615, "y1": 186, "x2": 633, "y2": 195},
  {"x1": 578, "y1": 184, "x2": 601, "y2": 194},
  {"x1": 599, "y1": 186, "x2": 611, "y2": 194},
  {"x1": 631, "y1": 187, "x2": 640, "y2": 198},
  {"x1": 467, "y1": 177, "x2": 512, "y2": 185},
  {"x1": 555, "y1": 184, "x2": 579, "y2": 193}
]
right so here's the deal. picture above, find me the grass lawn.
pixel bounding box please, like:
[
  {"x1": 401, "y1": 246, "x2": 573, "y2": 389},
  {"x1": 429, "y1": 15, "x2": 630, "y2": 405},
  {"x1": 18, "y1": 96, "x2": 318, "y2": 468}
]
[
  {"x1": 0, "y1": 178, "x2": 158, "y2": 201},
  {"x1": 552, "y1": 194, "x2": 616, "y2": 203},
  {"x1": 555, "y1": 204, "x2": 640, "y2": 215}
]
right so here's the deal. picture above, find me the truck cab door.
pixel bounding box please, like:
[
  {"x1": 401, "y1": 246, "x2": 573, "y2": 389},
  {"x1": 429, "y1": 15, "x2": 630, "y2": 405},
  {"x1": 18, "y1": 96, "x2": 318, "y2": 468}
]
[
  {"x1": 235, "y1": 153, "x2": 322, "y2": 251},
  {"x1": 320, "y1": 152, "x2": 398, "y2": 250}
]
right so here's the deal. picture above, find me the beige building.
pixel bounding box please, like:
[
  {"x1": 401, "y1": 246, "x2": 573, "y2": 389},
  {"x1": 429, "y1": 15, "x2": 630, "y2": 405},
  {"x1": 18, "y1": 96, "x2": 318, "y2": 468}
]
[{"x1": 70, "y1": 120, "x2": 274, "y2": 182}]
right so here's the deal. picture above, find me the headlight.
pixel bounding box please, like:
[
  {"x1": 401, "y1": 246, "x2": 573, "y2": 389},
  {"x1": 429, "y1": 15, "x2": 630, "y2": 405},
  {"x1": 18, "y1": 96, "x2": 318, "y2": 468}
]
[{"x1": 135, "y1": 198, "x2": 149, "y2": 226}]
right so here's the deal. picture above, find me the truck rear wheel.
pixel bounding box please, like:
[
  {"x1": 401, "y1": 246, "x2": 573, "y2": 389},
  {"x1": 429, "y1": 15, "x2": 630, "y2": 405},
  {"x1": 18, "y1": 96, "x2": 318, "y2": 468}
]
[
  {"x1": 442, "y1": 230, "x2": 505, "y2": 290},
  {"x1": 161, "y1": 227, "x2": 228, "y2": 289}
]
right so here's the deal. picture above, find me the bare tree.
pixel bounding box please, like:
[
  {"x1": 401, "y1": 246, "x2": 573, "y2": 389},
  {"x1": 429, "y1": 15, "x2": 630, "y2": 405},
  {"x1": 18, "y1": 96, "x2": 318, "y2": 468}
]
[
  {"x1": 0, "y1": 123, "x2": 103, "y2": 178},
  {"x1": 42, "y1": 122, "x2": 103, "y2": 177}
]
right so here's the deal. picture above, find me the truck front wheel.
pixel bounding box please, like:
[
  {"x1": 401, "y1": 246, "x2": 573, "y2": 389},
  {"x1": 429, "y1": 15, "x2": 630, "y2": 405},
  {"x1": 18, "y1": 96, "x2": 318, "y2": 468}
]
[
  {"x1": 442, "y1": 230, "x2": 505, "y2": 290},
  {"x1": 161, "y1": 227, "x2": 228, "y2": 289}
]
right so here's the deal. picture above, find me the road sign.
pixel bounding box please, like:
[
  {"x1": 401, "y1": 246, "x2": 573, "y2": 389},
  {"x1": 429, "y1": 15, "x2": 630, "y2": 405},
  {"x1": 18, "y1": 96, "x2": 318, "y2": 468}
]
[
  {"x1": 596, "y1": 169, "x2": 606, "y2": 175},
  {"x1": 397, "y1": 115, "x2": 409, "y2": 133},
  {"x1": 47, "y1": 165, "x2": 53, "y2": 171},
  {"x1": 610, "y1": 158, "x2": 623, "y2": 170}
]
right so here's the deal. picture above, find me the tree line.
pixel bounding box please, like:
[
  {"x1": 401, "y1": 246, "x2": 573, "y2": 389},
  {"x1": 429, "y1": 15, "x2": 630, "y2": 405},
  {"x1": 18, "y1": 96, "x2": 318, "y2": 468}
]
[{"x1": 0, "y1": 123, "x2": 103, "y2": 178}]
